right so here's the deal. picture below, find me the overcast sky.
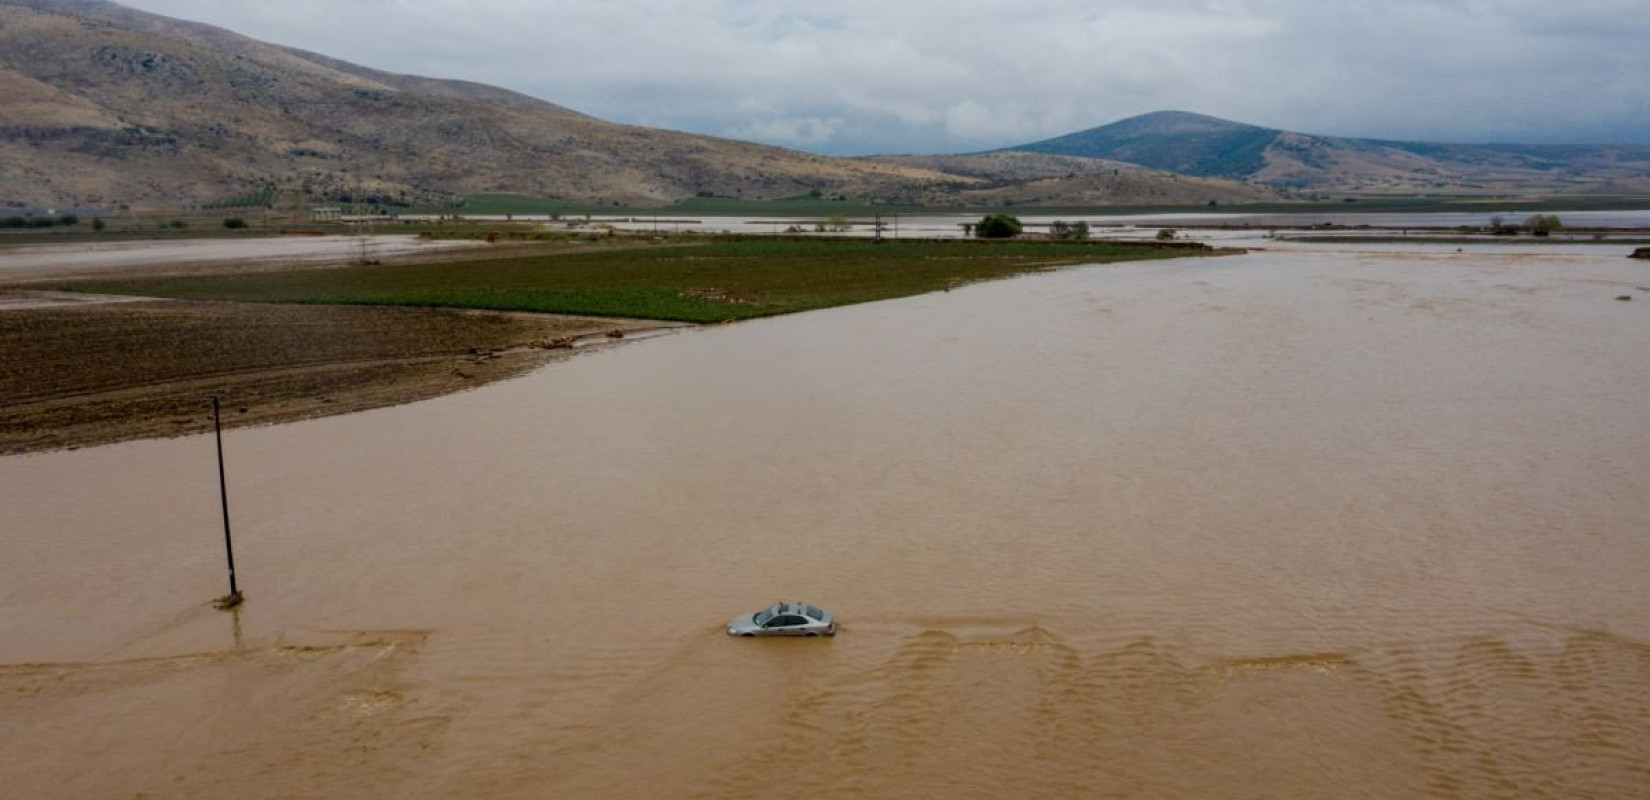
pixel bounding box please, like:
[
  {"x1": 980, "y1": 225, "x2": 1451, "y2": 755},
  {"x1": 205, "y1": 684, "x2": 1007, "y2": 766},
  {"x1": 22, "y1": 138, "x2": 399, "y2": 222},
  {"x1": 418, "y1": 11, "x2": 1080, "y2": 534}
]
[{"x1": 119, "y1": 0, "x2": 1650, "y2": 155}]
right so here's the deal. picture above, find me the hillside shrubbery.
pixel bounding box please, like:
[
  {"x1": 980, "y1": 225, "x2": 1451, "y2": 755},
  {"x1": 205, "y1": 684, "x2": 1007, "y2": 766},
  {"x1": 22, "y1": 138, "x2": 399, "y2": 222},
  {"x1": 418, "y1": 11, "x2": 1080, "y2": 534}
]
[
  {"x1": 0, "y1": 215, "x2": 78, "y2": 228},
  {"x1": 976, "y1": 213, "x2": 1023, "y2": 239}
]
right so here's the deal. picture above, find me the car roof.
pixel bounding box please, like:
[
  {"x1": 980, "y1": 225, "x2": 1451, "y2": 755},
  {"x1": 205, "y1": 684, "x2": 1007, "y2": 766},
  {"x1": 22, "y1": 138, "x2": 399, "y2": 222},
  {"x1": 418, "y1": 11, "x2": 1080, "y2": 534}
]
[{"x1": 766, "y1": 601, "x2": 828, "y2": 619}]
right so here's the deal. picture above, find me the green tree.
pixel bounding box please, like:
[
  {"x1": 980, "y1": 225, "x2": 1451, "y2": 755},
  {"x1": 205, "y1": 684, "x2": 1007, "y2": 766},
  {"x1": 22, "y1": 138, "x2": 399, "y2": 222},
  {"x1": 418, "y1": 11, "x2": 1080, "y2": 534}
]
[
  {"x1": 976, "y1": 213, "x2": 1022, "y2": 239},
  {"x1": 223, "y1": 217, "x2": 248, "y2": 229},
  {"x1": 92, "y1": 218, "x2": 106, "y2": 231}
]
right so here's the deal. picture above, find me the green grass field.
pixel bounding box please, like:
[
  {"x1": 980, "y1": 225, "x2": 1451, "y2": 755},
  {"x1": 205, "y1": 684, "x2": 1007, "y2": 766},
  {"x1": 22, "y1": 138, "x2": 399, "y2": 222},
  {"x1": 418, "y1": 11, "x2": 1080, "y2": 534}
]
[{"x1": 62, "y1": 238, "x2": 1198, "y2": 323}]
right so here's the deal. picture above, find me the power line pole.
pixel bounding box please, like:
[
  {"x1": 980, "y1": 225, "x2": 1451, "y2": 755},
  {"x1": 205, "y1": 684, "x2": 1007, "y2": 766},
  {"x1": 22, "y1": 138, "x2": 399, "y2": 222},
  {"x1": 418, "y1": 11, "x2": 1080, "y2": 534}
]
[{"x1": 211, "y1": 396, "x2": 243, "y2": 610}]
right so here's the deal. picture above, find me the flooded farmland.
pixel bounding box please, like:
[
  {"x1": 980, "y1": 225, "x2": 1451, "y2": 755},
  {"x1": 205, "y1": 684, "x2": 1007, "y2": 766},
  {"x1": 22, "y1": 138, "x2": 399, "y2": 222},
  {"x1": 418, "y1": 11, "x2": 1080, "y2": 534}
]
[
  {"x1": 2, "y1": 242, "x2": 1648, "y2": 799},
  {"x1": 0, "y1": 235, "x2": 480, "y2": 283}
]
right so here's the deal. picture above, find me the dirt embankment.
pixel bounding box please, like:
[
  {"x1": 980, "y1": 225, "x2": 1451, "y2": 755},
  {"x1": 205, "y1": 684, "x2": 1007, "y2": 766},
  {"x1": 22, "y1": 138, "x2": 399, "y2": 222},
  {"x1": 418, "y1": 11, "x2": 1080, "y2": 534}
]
[{"x1": 0, "y1": 296, "x2": 676, "y2": 454}]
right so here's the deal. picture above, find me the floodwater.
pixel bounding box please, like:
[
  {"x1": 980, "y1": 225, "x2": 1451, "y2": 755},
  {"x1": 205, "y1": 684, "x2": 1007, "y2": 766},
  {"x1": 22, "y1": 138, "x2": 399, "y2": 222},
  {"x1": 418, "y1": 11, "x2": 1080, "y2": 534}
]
[
  {"x1": 597, "y1": 209, "x2": 1650, "y2": 238},
  {"x1": 3, "y1": 242, "x2": 1649, "y2": 799},
  {"x1": 0, "y1": 235, "x2": 479, "y2": 282}
]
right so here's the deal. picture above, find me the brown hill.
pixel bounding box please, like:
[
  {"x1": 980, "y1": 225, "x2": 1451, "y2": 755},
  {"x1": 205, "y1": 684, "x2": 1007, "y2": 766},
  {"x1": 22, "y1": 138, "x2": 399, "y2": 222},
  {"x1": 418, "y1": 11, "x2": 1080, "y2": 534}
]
[
  {"x1": 870, "y1": 152, "x2": 1280, "y2": 205},
  {"x1": 0, "y1": 0, "x2": 970, "y2": 209}
]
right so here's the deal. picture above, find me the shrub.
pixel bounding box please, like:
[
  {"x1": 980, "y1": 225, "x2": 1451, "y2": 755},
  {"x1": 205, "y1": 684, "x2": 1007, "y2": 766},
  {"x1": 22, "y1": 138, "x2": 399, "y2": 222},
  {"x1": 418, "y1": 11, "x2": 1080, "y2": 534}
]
[
  {"x1": 223, "y1": 217, "x2": 248, "y2": 229},
  {"x1": 168, "y1": 220, "x2": 188, "y2": 230},
  {"x1": 1524, "y1": 214, "x2": 1563, "y2": 237},
  {"x1": 60, "y1": 214, "x2": 79, "y2": 226},
  {"x1": 93, "y1": 218, "x2": 106, "y2": 231},
  {"x1": 1049, "y1": 220, "x2": 1090, "y2": 240},
  {"x1": 976, "y1": 213, "x2": 1022, "y2": 239},
  {"x1": 1156, "y1": 228, "x2": 1178, "y2": 241}
]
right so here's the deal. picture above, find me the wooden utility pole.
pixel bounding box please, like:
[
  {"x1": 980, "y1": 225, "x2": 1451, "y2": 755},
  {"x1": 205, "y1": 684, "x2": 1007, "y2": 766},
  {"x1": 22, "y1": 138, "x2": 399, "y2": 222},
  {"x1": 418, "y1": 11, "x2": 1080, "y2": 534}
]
[{"x1": 211, "y1": 396, "x2": 244, "y2": 610}]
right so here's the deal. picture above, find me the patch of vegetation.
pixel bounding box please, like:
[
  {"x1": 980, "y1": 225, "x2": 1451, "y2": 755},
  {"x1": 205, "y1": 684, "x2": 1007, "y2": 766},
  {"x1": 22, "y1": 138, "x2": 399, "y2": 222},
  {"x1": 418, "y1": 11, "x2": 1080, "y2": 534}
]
[
  {"x1": 1049, "y1": 220, "x2": 1090, "y2": 240},
  {"x1": 976, "y1": 214, "x2": 1023, "y2": 239},
  {"x1": 0, "y1": 215, "x2": 78, "y2": 228},
  {"x1": 62, "y1": 238, "x2": 1199, "y2": 324},
  {"x1": 1524, "y1": 214, "x2": 1564, "y2": 237},
  {"x1": 205, "y1": 184, "x2": 279, "y2": 210}
]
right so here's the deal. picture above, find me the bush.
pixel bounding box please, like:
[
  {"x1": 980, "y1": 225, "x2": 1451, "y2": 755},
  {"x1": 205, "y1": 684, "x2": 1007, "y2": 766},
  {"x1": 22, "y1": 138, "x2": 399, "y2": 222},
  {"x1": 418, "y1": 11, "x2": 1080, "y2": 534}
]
[
  {"x1": 223, "y1": 217, "x2": 248, "y2": 229},
  {"x1": 1, "y1": 215, "x2": 80, "y2": 228},
  {"x1": 1488, "y1": 214, "x2": 1520, "y2": 236},
  {"x1": 1156, "y1": 228, "x2": 1178, "y2": 241},
  {"x1": 93, "y1": 218, "x2": 106, "y2": 231},
  {"x1": 1524, "y1": 214, "x2": 1563, "y2": 237},
  {"x1": 168, "y1": 220, "x2": 188, "y2": 230},
  {"x1": 1049, "y1": 220, "x2": 1090, "y2": 240},
  {"x1": 976, "y1": 213, "x2": 1022, "y2": 239}
]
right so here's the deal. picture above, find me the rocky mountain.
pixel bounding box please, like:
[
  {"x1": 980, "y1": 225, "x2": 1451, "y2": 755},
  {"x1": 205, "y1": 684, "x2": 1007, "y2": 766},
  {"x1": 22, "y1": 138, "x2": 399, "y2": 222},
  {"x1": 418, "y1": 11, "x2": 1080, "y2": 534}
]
[
  {"x1": 10, "y1": 0, "x2": 1638, "y2": 212},
  {"x1": 0, "y1": 0, "x2": 969, "y2": 209},
  {"x1": 1010, "y1": 111, "x2": 1650, "y2": 196}
]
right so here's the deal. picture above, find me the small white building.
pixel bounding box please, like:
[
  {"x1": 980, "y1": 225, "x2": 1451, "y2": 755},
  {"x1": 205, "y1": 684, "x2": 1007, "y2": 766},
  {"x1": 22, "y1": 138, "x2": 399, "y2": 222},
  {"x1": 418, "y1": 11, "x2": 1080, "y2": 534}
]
[{"x1": 310, "y1": 206, "x2": 342, "y2": 222}]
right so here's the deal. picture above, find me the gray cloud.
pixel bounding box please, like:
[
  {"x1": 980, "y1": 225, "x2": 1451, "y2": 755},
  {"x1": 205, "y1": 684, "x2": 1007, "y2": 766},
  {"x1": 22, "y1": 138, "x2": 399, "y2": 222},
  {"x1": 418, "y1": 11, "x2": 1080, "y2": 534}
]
[{"x1": 119, "y1": 0, "x2": 1650, "y2": 153}]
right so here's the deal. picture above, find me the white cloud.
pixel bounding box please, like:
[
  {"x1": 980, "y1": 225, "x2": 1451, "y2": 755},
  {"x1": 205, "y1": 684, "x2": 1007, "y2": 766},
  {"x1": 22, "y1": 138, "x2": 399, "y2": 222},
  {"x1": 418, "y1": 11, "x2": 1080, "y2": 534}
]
[
  {"x1": 728, "y1": 116, "x2": 845, "y2": 147},
  {"x1": 117, "y1": 0, "x2": 1650, "y2": 153}
]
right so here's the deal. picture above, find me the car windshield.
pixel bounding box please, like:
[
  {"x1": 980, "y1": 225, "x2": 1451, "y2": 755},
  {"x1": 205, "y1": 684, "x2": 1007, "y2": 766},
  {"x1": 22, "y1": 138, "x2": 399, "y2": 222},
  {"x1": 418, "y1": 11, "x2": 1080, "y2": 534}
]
[{"x1": 752, "y1": 608, "x2": 776, "y2": 626}]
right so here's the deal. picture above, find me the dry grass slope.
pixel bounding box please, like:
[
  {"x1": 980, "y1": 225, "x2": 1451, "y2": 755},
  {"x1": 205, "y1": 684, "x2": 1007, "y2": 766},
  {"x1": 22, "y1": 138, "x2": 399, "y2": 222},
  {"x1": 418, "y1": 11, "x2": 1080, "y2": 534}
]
[{"x1": 0, "y1": 0, "x2": 966, "y2": 208}]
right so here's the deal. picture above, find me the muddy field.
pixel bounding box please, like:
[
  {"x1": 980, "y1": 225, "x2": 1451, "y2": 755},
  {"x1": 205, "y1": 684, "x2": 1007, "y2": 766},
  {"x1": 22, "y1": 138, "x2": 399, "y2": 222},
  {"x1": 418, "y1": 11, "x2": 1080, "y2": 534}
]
[{"x1": 0, "y1": 295, "x2": 670, "y2": 454}]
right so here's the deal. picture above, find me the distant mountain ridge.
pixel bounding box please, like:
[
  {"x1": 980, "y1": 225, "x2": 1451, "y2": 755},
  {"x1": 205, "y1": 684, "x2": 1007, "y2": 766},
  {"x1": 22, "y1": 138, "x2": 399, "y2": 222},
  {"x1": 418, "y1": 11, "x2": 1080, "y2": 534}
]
[
  {"x1": 1010, "y1": 111, "x2": 1650, "y2": 196},
  {"x1": 0, "y1": 0, "x2": 967, "y2": 208},
  {"x1": 5, "y1": 0, "x2": 1645, "y2": 210}
]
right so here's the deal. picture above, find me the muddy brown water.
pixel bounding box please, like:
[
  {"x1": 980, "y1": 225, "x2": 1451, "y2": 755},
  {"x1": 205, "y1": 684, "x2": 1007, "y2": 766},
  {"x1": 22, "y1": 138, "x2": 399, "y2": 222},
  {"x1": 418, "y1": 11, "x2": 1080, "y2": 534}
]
[{"x1": 2, "y1": 246, "x2": 1648, "y2": 799}]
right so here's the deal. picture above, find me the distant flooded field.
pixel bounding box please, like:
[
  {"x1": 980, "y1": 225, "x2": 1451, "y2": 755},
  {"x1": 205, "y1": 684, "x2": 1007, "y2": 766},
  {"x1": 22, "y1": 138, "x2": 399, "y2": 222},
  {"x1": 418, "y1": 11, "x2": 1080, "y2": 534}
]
[
  {"x1": 597, "y1": 208, "x2": 1650, "y2": 238},
  {"x1": 2, "y1": 242, "x2": 1647, "y2": 799},
  {"x1": 0, "y1": 235, "x2": 479, "y2": 282}
]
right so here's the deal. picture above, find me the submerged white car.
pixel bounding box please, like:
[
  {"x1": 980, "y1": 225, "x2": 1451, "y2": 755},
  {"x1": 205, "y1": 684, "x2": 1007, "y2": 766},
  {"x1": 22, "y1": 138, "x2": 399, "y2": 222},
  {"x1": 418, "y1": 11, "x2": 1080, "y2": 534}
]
[{"x1": 727, "y1": 602, "x2": 837, "y2": 637}]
